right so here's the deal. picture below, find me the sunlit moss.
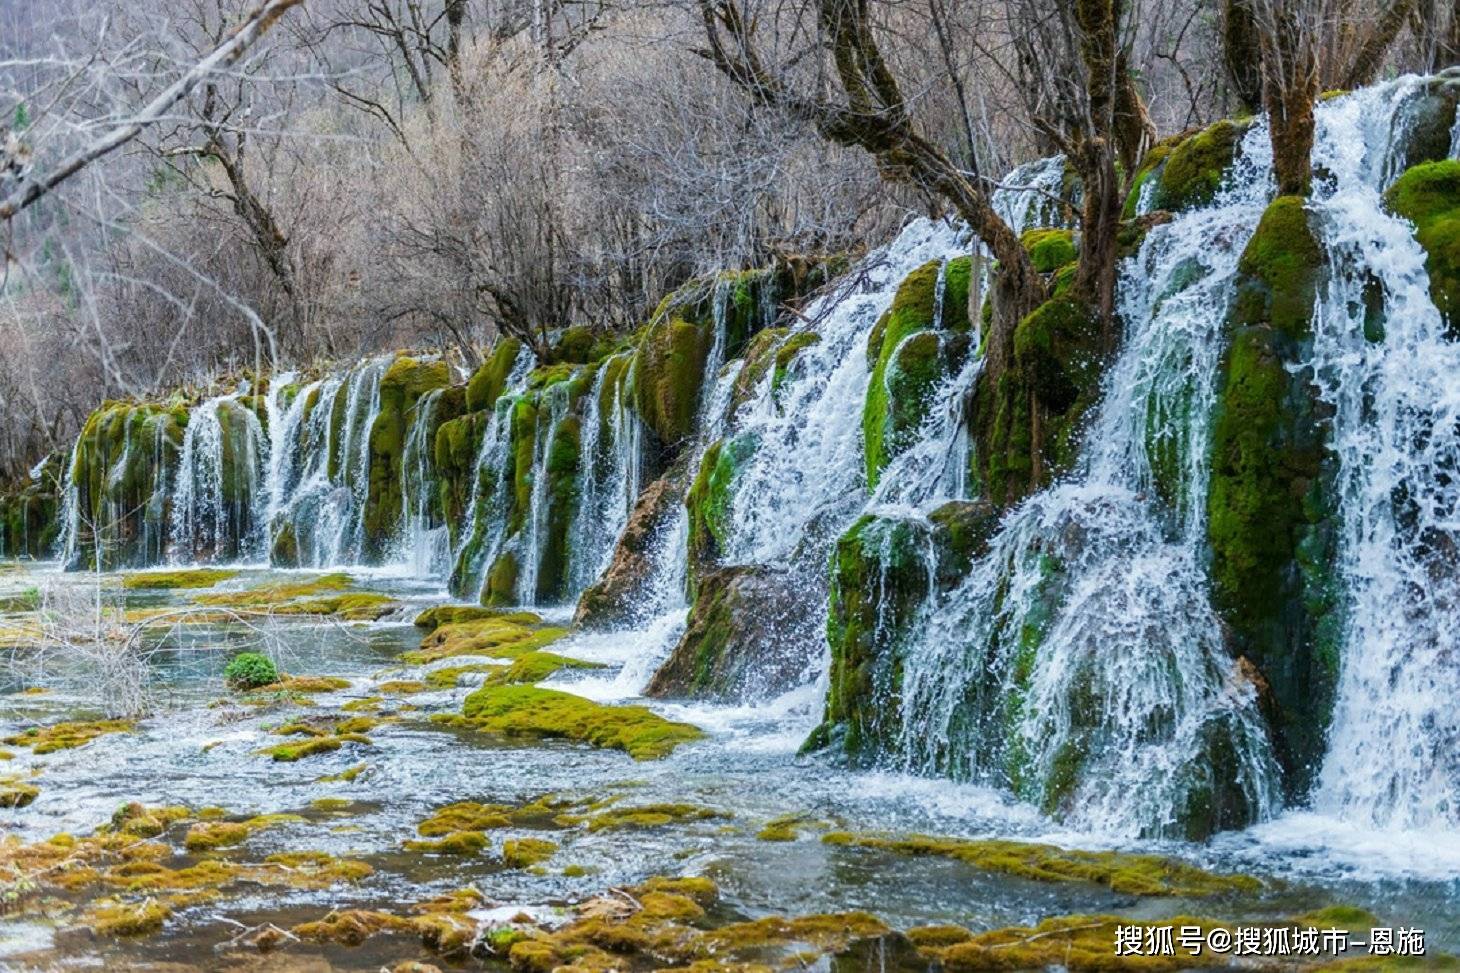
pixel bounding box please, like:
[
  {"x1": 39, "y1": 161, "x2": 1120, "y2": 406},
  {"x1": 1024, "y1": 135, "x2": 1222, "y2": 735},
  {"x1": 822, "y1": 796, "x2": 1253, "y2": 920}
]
[
  {"x1": 820, "y1": 831, "x2": 1259, "y2": 896},
  {"x1": 121, "y1": 568, "x2": 240, "y2": 590},
  {"x1": 502, "y1": 837, "x2": 558, "y2": 868},
  {"x1": 404, "y1": 830, "x2": 488, "y2": 855},
  {"x1": 4, "y1": 718, "x2": 134, "y2": 754},
  {"x1": 449, "y1": 685, "x2": 703, "y2": 760}
]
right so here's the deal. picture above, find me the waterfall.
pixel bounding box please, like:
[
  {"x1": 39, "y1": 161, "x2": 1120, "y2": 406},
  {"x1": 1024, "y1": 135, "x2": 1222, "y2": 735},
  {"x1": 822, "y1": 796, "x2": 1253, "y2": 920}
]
[
  {"x1": 397, "y1": 387, "x2": 448, "y2": 575},
  {"x1": 720, "y1": 220, "x2": 970, "y2": 569},
  {"x1": 169, "y1": 392, "x2": 267, "y2": 564},
  {"x1": 886, "y1": 123, "x2": 1282, "y2": 838},
  {"x1": 568, "y1": 354, "x2": 641, "y2": 594},
  {"x1": 1307, "y1": 79, "x2": 1460, "y2": 829},
  {"x1": 450, "y1": 350, "x2": 533, "y2": 598},
  {"x1": 517, "y1": 381, "x2": 572, "y2": 605},
  {"x1": 267, "y1": 358, "x2": 388, "y2": 567}
]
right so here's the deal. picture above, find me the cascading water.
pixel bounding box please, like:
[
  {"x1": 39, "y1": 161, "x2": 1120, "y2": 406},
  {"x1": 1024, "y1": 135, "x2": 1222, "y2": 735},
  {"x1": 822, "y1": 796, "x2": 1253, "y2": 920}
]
[
  {"x1": 720, "y1": 221, "x2": 971, "y2": 568},
  {"x1": 516, "y1": 381, "x2": 572, "y2": 605},
  {"x1": 267, "y1": 358, "x2": 388, "y2": 567},
  {"x1": 450, "y1": 350, "x2": 533, "y2": 598},
  {"x1": 397, "y1": 387, "x2": 448, "y2": 575},
  {"x1": 885, "y1": 123, "x2": 1283, "y2": 838},
  {"x1": 1306, "y1": 79, "x2": 1460, "y2": 830},
  {"x1": 169, "y1": 391, "x2": 267, "y2": 564},
  {"x1": 567, "y1": 354, "x2": 641, "y2": 594}
]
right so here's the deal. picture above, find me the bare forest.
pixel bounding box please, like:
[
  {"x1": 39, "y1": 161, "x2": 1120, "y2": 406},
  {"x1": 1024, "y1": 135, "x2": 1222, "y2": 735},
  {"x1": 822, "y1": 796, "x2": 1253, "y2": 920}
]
[{"x1": 0, "y1": 0, "x2": 1449, "y2": 480}]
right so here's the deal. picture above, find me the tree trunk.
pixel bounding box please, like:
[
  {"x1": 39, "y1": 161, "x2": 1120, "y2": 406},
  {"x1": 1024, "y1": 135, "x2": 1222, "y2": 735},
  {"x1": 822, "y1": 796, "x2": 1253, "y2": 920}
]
[
  {"x1": 1264, "y1": 52, "x2": 1318, "y2": 197},
  {"x1": 1222, "y1": 0, "x2": 1266, "y2": 113}
]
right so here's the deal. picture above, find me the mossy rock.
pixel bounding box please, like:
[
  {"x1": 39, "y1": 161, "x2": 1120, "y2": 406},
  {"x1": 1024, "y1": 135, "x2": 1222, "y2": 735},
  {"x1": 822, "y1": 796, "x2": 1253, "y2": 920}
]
[
  {"x1": 863, "y1": 258, "x2": 972, "y2": 488},
  {"x1": 1021, "y1": 228, "x2": 1077, "y2": 273},
  {"x1": 633, "y1": 315, "x2": 713, "y2": 450},
  {"x1": 686, "y1": 435, "x2": 757, "y2": 575},
  {"x1": 971, "y1": 291, "x2": 1106, "y2": 507},
  {"x1": 1155, "y1": 119, "x2": 1247, "y2": 212},
  {"x1": 548, "y1": 326, "x2": 599, "y2": 364},
  {"x1": 454, "y1": 685, "x2": 703, "y2": 760},
  {"x1": 466, "y1": 338, "x2": 524, "y2": 412},
  {"x1": 646, "y1": 566, "x2": 814, "y2": 703},
  {"x1": 1385, "y1": 159, "x2": 1460, "y2": 336},
  {"x1": 484, "y1": 552, "x2": 520, "y2": 607},
  {"x1": 363, "y1": 355, "x2": 452, "y2": 560},
  {"x1": 807, "y1": 515, "x2": 935, "y2": 763},
  {"x1": 1207, "y1": 195, "x2": 1337, "y2": 794}
]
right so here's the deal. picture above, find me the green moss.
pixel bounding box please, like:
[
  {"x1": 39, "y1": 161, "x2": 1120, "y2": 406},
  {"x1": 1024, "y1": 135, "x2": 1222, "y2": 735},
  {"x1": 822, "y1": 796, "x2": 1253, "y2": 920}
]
[
  {"x1": 122, "y1": 568, "x2": 239, "y2": 590},
  {"x1": 1157, "y1": 120, "x2": 1245, "y2": 211},
  {"x1": 1207, "y1": 195, "x2": 1335, "y2": 792},
  {"x1": 502, "y1": 837, "x2": 558, "y2": 867},
  {"x1": 633, "y1": 316, "x2": 712, "y2": 447},
  {"x1": 484, "y1": 552, "x2": 520, "y2": 607},
  {"x1": 863, "y1": 259, "x2": 971, "y2": 488},
  {"x1": 468, "y1": 338, "x2": 524, "y2": 413},
  {"x1": 483, "y1": 651, "x2": 605, "y2": 685},
  {"x1": 453, "y1": 685, "x2": 703, "y2": 760},
  {"x1": 195, "y1": 572, "x2": 352, "y2": 607},
  {"x1": 1021, "y1": 228, "x2": 1077, "y2": 273},
  {"x1": 404, "y1": 830, "x2": 488, "y2": 855},
  {"x1": 416, "y1": 801, "x2": 512, "y2": 835},
  {"x1": 686, "y1": 435, "x2": 756, "y2": 573},
  {"x1": 810, "y1": 515, "x2": 933, "y2": 762},
  {"x1": 4, "y1": 719, "x2": 133, "y2": 754},
  {"x1": 772, "y1": 332, "x2": 821, "y2": 397},
  {"x1": 549, "y1": 325, "x2": 598, "y2": 364},
  {"x1": 365, "y1": 355, "x2": 452, "y2": 557},
  {"x1": 820, "y1": 831, "x2": 1259, "y2": 896},
  {"x1": 1384, "y1": 159, "x2": 1460, "y2": 334}
]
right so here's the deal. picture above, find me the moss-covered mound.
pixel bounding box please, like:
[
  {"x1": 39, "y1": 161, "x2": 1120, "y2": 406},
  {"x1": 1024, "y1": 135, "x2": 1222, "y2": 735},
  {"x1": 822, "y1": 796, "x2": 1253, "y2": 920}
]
[
  {"x1": 821, "y1": 831, "x2": 1259, "y2": 897},
  {"x1": 1154, "y1": 119, "x2": 1248, "y2": 212},
  {"x1": 1385, "y1": 159, "x2": 1460, "y2": 336},
  {"x1": 447, "y1": 685, "x2": 703, "y2": 760},
  {"x1": 403, "y1": 612, "x2": 566, "y2": 664},
  {"x1": 1207, "y1": 195, "x2": 1338, "y2": 793},
  {"x1": 862, "y1": 257, "x2": 973, "y2": 489},
  {"x1": 0, "y1": 450, "x2": 63, "y2": 560},
  {"x1": 466, "y1": 338, "x2": 525, "y2": 412},
  {"x1": 65, "y1": 401, "x2": 189, "y2": 569},
  {"x1": 122, "y1": 568, "x2": 240, "y2": 590}
]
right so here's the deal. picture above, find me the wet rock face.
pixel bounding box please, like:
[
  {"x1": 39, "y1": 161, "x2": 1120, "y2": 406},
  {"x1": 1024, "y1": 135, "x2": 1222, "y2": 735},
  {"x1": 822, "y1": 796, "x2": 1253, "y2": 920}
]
[
  {"x1": 644, "y1": 565, "x2": 819, "y2": 704},
  {"x1": 574, "y1": 474, "x2": 683, "y2": 629},
  {"x1": 1207, "y1": 195, "x2": 1338, "y2": 795}
]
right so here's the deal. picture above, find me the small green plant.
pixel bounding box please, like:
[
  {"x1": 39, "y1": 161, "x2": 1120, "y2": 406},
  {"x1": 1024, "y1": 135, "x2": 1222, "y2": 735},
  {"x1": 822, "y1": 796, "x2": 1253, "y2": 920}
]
[{"x1": 224, "y1": 652, "x2": 278, "y2": 690}]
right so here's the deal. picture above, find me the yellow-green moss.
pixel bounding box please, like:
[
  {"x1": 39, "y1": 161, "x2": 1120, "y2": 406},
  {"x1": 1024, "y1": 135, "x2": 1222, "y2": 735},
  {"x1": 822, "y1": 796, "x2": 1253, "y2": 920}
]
[
  {"x1": 502, "y1": 837, "x2": 558, "y2": 868},
  {"x1": 0, "y1": 779, "x2": 39, "y2": 807},
  {"x1": 1384, "y1": 159, "x2": 1460, "y2": 333},
  {"x1": 404, "y1": 830, "x2": 488, "y2": 854},
  {"x1": 820, "y1": 831, "x2": 1259, "y2": 897},
  {"x1": 122, "y1": 568, "x2": 240, "y2": 590},
  {"x1": 483, "y1": 651, "x2": 606, "y2": 685},
  {"x1": 1021, "y1": 228, "x2": 1077, "y2": 273},
  {"x1": 576, "y1": 802, "x2": 727, "y2": 831},
  {"x1": 1158, "y1": 120, "x2": 1245, "y2": 212},
  {"x1": 452, "y1": 685, "x2": 703, "y2": 760},
  {"x1": 404, "y1": 615, "x2": 566, "y2": 665},
  {"x1": 4, "y1": 719, "x2": 133, "y2": 754}
]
